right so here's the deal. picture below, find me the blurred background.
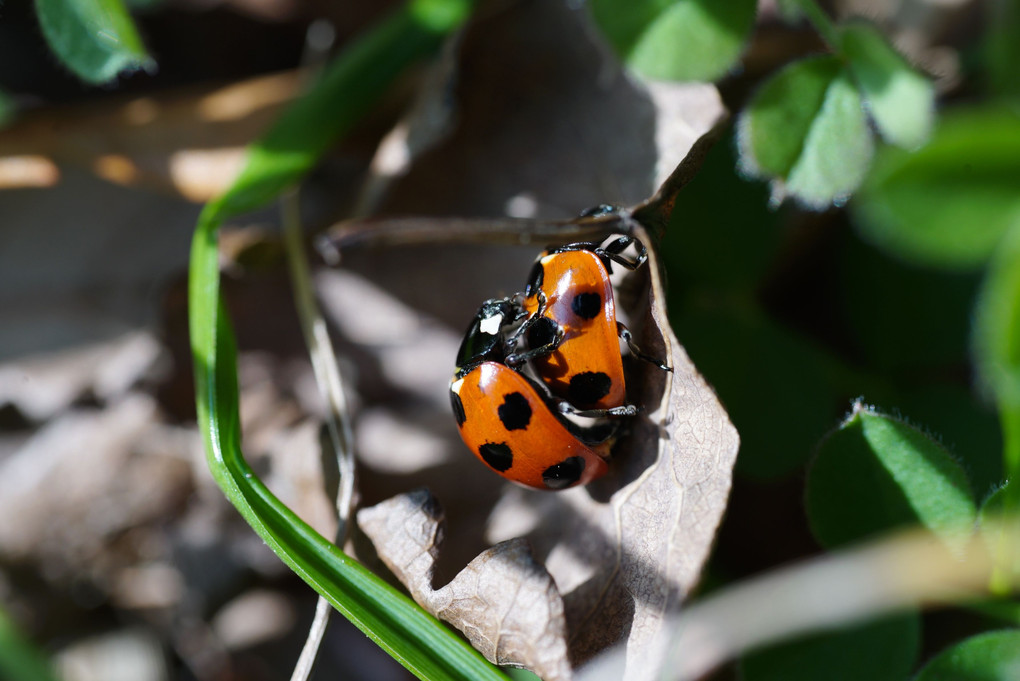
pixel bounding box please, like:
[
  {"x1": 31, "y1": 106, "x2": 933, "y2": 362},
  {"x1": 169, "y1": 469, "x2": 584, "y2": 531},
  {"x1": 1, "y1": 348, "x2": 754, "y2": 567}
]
[{"x1": 0, "y1": 0, "x2": 1015, "y2": 679}]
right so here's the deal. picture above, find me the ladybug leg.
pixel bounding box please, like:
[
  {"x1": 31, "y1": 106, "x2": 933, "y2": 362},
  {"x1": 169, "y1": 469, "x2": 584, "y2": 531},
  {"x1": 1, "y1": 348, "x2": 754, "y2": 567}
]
[
  {"x1": 578, "y1": 204, "x2": 620, "y2": 219},
  {"x1": 505, "y1": 289, "x2": 548, "y2": 349},
  {"x1": 597, "y1": 235, "x2": 648, "y2": 271},
  {"x1": 572, "y1": 420, "x2": 621, "y2": 448},
  {"x1": 557, "y1": 401, "x2": 638, "y2": 418},
  {"x1": 617, "y1": 322, "x2": 672, "y2": 372},
  {"x1": 506, "y1": 290, "x2": 567, "y2": 367},
  {"x1": 506, "y1": 319, "x2": 564, "y2": 367},
  {"x1": 550, "y1": 240, "x2": 600, "y2": 254}
]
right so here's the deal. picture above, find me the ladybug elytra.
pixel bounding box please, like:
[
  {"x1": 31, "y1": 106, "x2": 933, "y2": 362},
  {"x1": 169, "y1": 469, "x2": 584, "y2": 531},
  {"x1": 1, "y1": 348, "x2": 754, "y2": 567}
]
[
  {"x1": 450, "y1": 297, "x2": 611, "y2": 490},
  {"x1": 521, "y1": 234, "x2": 669, "y2": 413}
]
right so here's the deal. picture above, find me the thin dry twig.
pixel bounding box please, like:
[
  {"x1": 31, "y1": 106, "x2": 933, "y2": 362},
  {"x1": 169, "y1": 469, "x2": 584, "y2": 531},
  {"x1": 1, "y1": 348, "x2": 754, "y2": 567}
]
[{"x1": 281, "y1": 189, "x2": 358, "y2": 681}]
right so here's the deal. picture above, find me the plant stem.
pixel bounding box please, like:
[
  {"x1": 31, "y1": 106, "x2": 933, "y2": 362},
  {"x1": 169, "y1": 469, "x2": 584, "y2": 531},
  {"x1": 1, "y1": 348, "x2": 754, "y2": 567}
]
[
  {"x1": 991, "y1": 403, "x2": 1020, "y2": 594},
  {"x1": 790, "y1": 0, "x2": 840, "y2": 48}
]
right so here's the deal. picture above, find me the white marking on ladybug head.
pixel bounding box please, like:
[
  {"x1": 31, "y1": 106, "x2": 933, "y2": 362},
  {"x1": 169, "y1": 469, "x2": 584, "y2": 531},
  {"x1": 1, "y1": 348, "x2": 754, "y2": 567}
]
[
  {"x1": 479, "y1": 313, "x2": 503, "y2": 336},
  {"x1": 450, "y1": 378, "x2": 465, "y2": 395}
]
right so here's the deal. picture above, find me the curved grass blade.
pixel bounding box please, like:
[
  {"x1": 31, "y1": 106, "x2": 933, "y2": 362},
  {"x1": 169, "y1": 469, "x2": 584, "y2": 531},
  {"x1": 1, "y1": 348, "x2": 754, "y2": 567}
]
[
  {"x1": 190, "y1": 2, "x2": 509, "y2": 679},
  {"x1": 34, "y1": 0, "x2": 154, "y2": 84},
  {"x1": 190, "y1": 216, "x2": 507, "y2": 681}
]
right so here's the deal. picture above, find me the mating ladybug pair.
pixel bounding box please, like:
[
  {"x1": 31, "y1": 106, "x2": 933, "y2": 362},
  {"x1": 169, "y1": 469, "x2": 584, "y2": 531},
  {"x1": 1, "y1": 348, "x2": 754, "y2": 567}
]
[{"x1": 449, "y1": 233, "x2": 670, "y2": 490}]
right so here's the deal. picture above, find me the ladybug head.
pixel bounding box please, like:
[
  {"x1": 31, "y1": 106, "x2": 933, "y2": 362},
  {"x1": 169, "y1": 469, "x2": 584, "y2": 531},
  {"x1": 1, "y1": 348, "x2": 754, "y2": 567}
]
[{"x1": 455, "y1": 298, "x2": 520, "y2": 377}]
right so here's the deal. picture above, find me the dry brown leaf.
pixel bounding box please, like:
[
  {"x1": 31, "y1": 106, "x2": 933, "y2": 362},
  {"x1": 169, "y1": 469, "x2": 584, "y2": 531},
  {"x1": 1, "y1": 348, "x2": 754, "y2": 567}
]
[
  {"x1": 358, "y1": 489, "x2": 572, "y2": 681},
  {"x1": 0, "y1": 330, "x2": 164, "y2": 421},
  {"x1": 323, "y1": 1, "x2": 736, "y2": 675},
  {"x1": 366, "y1": 0, "x2": 723, "y2": 221},
  {"x1": 354, "y1": 212, "x2": 738, "y2": 677},
  {"x1": 0, "y1": 394, "x2": 192, "y2": 565},
  {"x1": 487, "y1": 222, "x2": 739, "y2": 677},
  {"x1": 346, "y1": 165, "x2": 736, "y2": 678}
]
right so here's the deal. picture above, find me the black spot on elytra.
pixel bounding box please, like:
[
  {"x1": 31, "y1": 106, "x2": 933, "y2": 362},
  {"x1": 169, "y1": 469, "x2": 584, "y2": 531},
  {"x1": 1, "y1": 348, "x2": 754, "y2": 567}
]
[
  {"x1": 450, "y1": 389, "x2": 466, "y2": 426},
  {"x1": 543, "y1": 456, "x2": 585, "y2": 489},
  {"x1": 527, "y1": 317, "x2": 560, "y2": 351},
  {"x1": 525, "y1": 261, "x2": 545, "y2": 297},
  {"x1": 498, "y1": 392, "x2": 532, "y2": 431},
  {"x1": 571, "y1": 292, "x2": 602, "y2": 320},
  {"x1": 569, "y1": 371, "x2": 612, "y2": 406},
  {"x1": 479, "y1": 443, "x2": 513, "y2": 472}
]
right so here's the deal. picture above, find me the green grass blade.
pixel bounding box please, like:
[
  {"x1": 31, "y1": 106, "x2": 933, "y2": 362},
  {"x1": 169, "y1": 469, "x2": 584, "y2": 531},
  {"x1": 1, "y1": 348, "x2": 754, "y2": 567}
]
[
  {"x1": 190, "y1": 2, "x2": 510, "y2": 678},
  {"x1": 190, "y1": 213, "x2": 507, "y2": 681},
  {"x1": 34, "y1": 0, "x2": 154, "y2": 84}
]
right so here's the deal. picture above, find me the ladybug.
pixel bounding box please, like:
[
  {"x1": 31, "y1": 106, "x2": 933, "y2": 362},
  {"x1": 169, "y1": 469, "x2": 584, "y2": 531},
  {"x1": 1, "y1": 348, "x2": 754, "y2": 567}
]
[
  {"x1": 520, "y1": 234, "x2": 670, "y2": 412},
  {"x1": 450, "y1": 297, "x2": 611, "y2": 490}
]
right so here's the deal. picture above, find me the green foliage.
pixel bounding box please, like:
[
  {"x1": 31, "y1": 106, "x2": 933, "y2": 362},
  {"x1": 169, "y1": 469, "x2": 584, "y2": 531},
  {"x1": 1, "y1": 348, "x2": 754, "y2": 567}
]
[
  {"x1": 783, "y1": 70, "x2": 873, "y2": 208},
  {"x1": 892, "y1": 384, "x2": 1002, "y2": 498},
  {"x1": 662, "y1": 130, "x2": 783, "y2": 291},
  {"x1": 0, "y1": 608, "x2": 60, "y2": 681},
  {"x1": 589, "y1": 0, "x2": 756, "y2": 81},
  {"x1": 739, "y1": 56, "x2": 843, "y2": 179},
  {"x1": 676, "y1": 304, "x2": 842, "y2": 480},
  {"x1": 740, "y1": 613, "x2": 920, "y2": 681},
  {"x1": 34, "y1": 0, "x2": 154, "y2": 84},
  {"x1": 914, "y1": 630, "x2": 1020, "y2": 681},
  {"x1": 806, "y1": 405, "x2": 976, "y2": 549},
  {"x1": 986, "y1": 0, "x2": 1020, "y2": 99},
  {"x1": 853, "y1": 107, "x2": 1020, "y2": 270},
  {"x1": 737, "y1": 10, "x2": 933, "y2": 209},
  {"x1": 739, "y1": 56, "x2": 874, "y2": 208},
  {"x1": 839, "y1": 237, "x2": 981, "y2": 373},
  {"x1": 837, "y1": 22, "x2": 934, "y2": 150},
  {"x1": 974, "y1": 222, "x2": 1020, "y2": 536},
  {"x1": 663, "y1": 134, "x2": 844, "y2": 480},
  {"x1": 975, "y1": 223, "x2": 1020, "y2": 425}
]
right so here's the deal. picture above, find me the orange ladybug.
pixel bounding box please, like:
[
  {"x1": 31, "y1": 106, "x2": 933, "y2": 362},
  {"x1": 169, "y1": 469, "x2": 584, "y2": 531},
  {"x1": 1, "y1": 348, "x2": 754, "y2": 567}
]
[
  {"x1": 450, "y1": 298, "x2": 611, "y2": 490},
  {"x1": 521, "y1": 234, "x2": 669, "y2": 412}
]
